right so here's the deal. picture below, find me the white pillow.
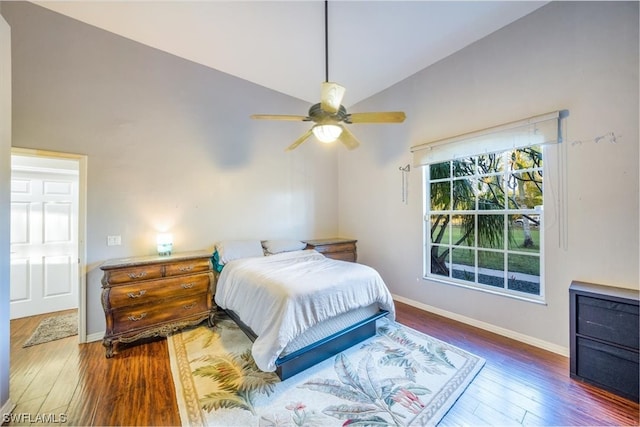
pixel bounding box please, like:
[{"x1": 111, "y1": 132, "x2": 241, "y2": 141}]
[
  {"x1": 262, "y1": 239, "x2": 307, "y2": 254},
  {"x1": 215, "y1": 240, "x2": 264, "y2": 264}
]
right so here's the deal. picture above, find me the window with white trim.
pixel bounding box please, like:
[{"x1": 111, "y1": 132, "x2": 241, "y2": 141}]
[
  {"x1": 411, "y1": 112, "x2": 563, "y2": 301},
  {"x1": 426, "y1": 147, "x2": 543, "y2": 299}
]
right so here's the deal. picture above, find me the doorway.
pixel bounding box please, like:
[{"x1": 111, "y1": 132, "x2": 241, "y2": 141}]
[{"x1": 9, "y1": 148, "x2": 87, "y2": 342}]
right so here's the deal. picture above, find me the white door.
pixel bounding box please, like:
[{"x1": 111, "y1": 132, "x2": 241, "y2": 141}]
[{"x1": 10, "y1": 161, "x2": 79, "y2": 319}]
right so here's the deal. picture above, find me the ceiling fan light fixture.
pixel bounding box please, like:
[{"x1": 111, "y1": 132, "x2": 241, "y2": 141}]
[
  {"x1": 249, "y1": 0, "x2": 405, "y2": 151},
  {"x1": 312, "y1": 124, "x2": 342, "y2": 143}
]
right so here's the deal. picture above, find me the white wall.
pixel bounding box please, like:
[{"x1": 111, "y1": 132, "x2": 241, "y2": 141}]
[
  {"x1": 339, "y1": 1, "x2": 639, "y2": 352},
  {"x1": 2, "y1": 2, "x2": 339, "y2": 337},
  {"x1": 0, "y1": 6, "x2": 12, "y2": 416}
]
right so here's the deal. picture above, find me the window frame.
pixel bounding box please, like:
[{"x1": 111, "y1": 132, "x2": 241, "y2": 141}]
[{"x1": 423, "y1": 148, "x2": 546, "y2": 303}]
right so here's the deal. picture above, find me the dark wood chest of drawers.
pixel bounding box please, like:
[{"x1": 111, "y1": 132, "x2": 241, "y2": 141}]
[
  {"x1": 100, "y1": 251, "x2": 215, "y2": 357},
  {"x1": 304, "y1": 238, "x2": 357, "y2": 262},
  {"x1": 569, "y1": 281, "x2": 639, "y2": 402}
]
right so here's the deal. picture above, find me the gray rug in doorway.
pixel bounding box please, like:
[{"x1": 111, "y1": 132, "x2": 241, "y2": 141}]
[{"x1": 23, "y1": 312, "x2": 78, "y2": 348}]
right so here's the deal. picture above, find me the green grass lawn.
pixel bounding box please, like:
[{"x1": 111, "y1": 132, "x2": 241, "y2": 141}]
[
  {"x1": 438, "y1": 225, "x2": 539, "y2": 249},
  {"x1": 435, "y1": 225, "x2": 540, "y2": 275}
]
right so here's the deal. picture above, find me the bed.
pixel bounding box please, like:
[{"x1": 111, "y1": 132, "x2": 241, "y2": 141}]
[{"x1": 213, "y1": 240, "x2": 395, "y2": 380}]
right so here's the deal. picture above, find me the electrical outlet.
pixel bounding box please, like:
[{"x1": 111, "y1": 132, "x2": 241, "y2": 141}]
[{"x1": 107, "y1": 235, "x2": 121, "y2": 246}]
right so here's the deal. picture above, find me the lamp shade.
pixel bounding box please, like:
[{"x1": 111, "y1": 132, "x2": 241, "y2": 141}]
[
  {"x1": 312, "y1": 124, "x2": 342, "y2": 143},
  {"x1": 156, "y1": 233, "x2": 173, "y2": 256}
]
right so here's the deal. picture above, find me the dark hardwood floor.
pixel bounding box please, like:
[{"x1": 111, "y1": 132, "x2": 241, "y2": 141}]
[{"x1": 7, "y1": 302, "x2": 639, "y2": 426}]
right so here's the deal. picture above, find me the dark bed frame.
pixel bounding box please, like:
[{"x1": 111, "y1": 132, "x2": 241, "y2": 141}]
[{"x1": 225, "y1": 309, "x2": 389, "y2": 380}]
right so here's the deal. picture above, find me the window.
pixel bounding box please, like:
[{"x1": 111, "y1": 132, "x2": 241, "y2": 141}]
[
  {"x1": 411, "y1": 111, "x2": 564, "y2": 302},
  {"x1": 425, "y1": 147, "x2": 544, "y2": 300}
]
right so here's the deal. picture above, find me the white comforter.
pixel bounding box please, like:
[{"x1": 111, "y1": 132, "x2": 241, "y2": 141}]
[{"x1": 214, "y1": 249, "x2": 395, "y2": 372}]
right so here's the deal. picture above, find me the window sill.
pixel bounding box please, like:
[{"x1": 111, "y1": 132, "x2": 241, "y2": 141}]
[{"x1": 423, "y1": 276, "x2": 548, "y2": 305}]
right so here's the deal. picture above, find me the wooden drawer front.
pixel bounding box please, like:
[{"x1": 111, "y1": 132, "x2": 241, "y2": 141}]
[
  {"x1": 314, "y1": 242, "x2": 355, "y2": 254},
  {"x1": 577, "y1": 295, "x2": 639, "y2": 349},
  {"x1": 105, "y1": 264, "x2": 164, "y2": 285},
  {"x1": 111, "y1": 294, "x2": 208, "y2": 334},
  {"x1": 576, "y1": 337, "x2": 639, "y2": 401},
  {"x1": 108, "y1": 273, "x2": 210, "y2": 308},
  {"x1": 324, "y1": 251, "x2": 356, "y2": 262},
  {"x1": 165, "y1": 258, "x2": 211, "y2": 277}
]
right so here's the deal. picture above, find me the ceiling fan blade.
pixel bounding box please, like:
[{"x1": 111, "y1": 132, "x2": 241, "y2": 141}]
[
  {"x1": 250, "y1": 114, "x2": 309, "y2": 121},
  {"x1": 337, "y1": 125, "x2": 361, "y2": 151},
  {"x1": 285, "y1": 128, "x2": 314, "y2": 151},
  {"x1": 320, "y1": 82, "x2": 346, "y2": 113},
  {"x1": 347, "y1": 111, "x2": 407, "y2": 124}
]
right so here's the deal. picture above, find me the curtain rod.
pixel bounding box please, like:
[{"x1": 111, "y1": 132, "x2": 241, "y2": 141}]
[{"x1": 410, "y1": 111, "x2": 563, "y2": 153}]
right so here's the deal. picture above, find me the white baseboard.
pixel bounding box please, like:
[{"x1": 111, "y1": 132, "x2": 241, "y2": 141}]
[
  {"x1": 393, "y1": 294, "x2": 569, "y2": 357},
  {"x1": 86, "y1": 331, "x2": 104, "y2": 343}
]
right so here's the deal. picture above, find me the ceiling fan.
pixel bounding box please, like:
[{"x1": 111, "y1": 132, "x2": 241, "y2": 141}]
[{"x1": 250, "y1": 1, "x2": 406, "y2": 151}]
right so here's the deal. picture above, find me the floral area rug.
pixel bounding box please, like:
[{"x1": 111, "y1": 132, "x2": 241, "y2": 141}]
[{"x1": 168, "y1": 315, "x2": 484, "y2": 426}]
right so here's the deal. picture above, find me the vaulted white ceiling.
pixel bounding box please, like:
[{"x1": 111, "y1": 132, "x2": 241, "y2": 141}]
[{"x1": 34, "y1": 1, "x2": 548, "y2": 106}]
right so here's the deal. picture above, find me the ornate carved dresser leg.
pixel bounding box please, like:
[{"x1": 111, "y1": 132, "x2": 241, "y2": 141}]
[{"x1": 103, "y1": 339, "x2": 115, "y2": 358}]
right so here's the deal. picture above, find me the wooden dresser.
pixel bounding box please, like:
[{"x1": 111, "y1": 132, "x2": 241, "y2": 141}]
[
  {"x1": 569, "y1": 281, "x2": 639, "y2": 402},
  {"x1": 304, "y1": 238, "x2": 357, "y2": 262},
  {"x1": 100, "y1": 250, "x2": 215, "y2": 357}
]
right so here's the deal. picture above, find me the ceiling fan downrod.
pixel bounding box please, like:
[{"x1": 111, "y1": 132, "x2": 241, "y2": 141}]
[{"x1": 324, "y1": 0, "x2": 329, "y2": 83}]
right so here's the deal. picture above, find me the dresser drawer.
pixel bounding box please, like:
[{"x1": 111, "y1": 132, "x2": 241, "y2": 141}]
[
  {"x1": 104, "y1": 264, "x2": 164, "y2": 285},
  {"x1": 107, "y1": 273, "x2": 211, "y2": 308},
  {"x1": 165, "y1": 258, "x2": 211, "y2": 277},
  {"x1": 313, "y1": 242, "x2": 355, "y2": 254},
  {"x1": 324, "y1": 251, "x2": 356, "y2": 262},
  {"x1": 577, "y1": 295, "x2": 639, "y2": 350},
  {"x1": 110, "y1": 293, "x2": 209, "y2": 334},
  {"x1": 576, "y1": 337, "x2": 639, "y2": 401}
]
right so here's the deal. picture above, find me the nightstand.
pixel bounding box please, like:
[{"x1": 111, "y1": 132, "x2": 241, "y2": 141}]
[
  {"x1": 569, "y1": 281, "x2": 639, "y2": 402},
  {"x1": 304, "y1": 238, "x2": 357, "y2": 262}
]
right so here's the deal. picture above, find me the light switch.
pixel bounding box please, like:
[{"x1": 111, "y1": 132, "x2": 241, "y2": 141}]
[{"x1": 107, "y1": 235, "x2": 121, "y2": 246}]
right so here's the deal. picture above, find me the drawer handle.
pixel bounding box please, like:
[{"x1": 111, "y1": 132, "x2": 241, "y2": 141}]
[
  {"x1": 128, "y1": 271, "x2": 147, "y2": 279},
  {"x1": 183, "y1": 303, "x2": 196, "y2": 310},
  {"x1": 181, "y1": 283, "x2": 194, "y2": 289},
  {"x1": 179, "y1": 265, "x2": 194, "y2": 272},
  {"x1": 128, "y1": 313, "x2": 147, "y2": 322},
  {"x1": 127, "y1": 290, "x2": 147, "y2": 299}
]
